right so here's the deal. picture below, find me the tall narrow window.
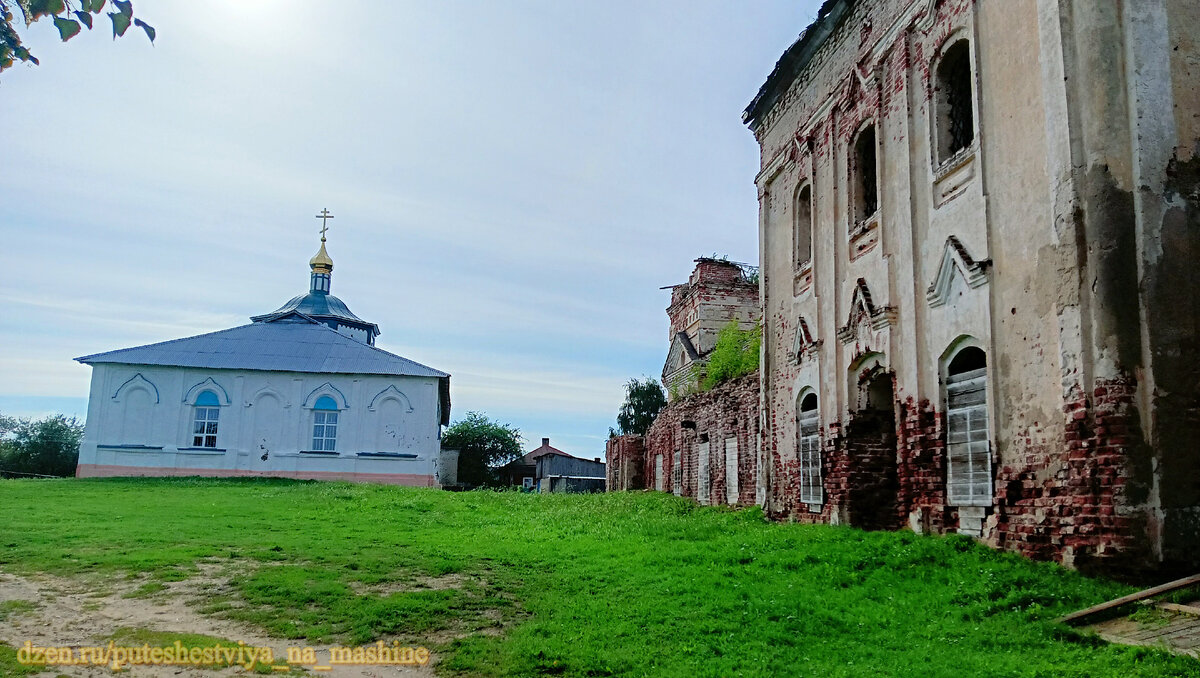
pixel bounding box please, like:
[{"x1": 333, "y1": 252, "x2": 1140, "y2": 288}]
[
  {"x1": 795, "y1": 184, "x2": 813, "y2": 269},
  {"x1": 935, "y1": 39, "x2": 974, "y2": 161},
  {"x1": 312, "y1": 395, "x2": 340, "y2": 452},
  {"x1": 854, "y1": 125, "x2": 879, "y2": 221},
  {"x1": 797, "y1": 393, "x2": 822, "y2": 505},
  {"x1": 945, "y1": 347, "x2": 990, "y2": 506},
  {"x1": 191, "y1": 390, "x2": 220, "y2": 448}
]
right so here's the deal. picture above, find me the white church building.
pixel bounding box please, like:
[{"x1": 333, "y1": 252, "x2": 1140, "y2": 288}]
[{"x1": 74, "y1": 220, "x2": 452, "y2": 486}]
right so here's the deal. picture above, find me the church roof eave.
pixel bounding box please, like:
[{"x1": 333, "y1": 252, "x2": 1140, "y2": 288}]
[
  {"x1": 75, "y1": 317, "x2": 447, "y2": 379},
  {"x1": 743, "y1": 0, "x2": 853, "y2": 130}
]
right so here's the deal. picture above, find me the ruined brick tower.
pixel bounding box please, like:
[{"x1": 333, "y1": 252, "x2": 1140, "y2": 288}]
[
  {"x1": 607, "y1": 258, "x2": 761, "y2": 507},
  {"x1": 744, "y1": 0, "x2": 1200, "y2": 572},
  {"x1": 662, "y1": 258, "x2": 760, "y2": 399}
]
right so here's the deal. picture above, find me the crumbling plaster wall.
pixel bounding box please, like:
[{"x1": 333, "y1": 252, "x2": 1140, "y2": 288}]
[
  {"x1": 754, "y1": 0, "x2": 998, "y2": 528},
  {"x1": 750, "y1": 0, "x2": 1199, "y2": 571}
]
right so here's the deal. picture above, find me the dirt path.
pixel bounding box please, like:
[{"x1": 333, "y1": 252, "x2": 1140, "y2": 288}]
[{"x1": 0, "y1": 568, "x2": 437, "y2": 677}]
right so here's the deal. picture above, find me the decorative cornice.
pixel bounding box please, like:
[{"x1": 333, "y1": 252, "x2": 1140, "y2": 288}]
[
  {"x1": 367, "y1": 385, "x2": 414, "y2": 413},
  {"x1": 792, "y1": 316, "x2": 822, "y2": 362},
  {"x1": 913, "y1": 0, "x2": 938, "y2": 34},
  {"x1": 303, "y1": 382, "x2": 349, "y2": 409},
  {"x1": 112, "y1": 373, "x2": 159, "y2": 404},
  {"x1": 183, "y1": 377, "x2": 231, "y2": 406},
  {"x1": 245, "y1": 385, "x2": 291, "y2": 409},
  {"x1": 755, "y1": 146, "x2": 792, "y2": 189},
  {"x1": 751, "y1": 0, "x2": 931, "y2": 136},
  {"x1": 837, "y1": 278, "x2": 897, "y2": 343},
  {"x1": 927, "y1": 236, "x2": 990, "y2": 308}
]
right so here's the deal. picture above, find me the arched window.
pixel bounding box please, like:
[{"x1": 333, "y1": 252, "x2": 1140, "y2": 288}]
[
  {"x1": 191, "y1": 390, "x2": 220, "y2": 448},
  {"x1": 795, "y1": 184, "x2": 813, "y2": 269},
  {"x1": 934, "y1": 39, "x2": 974, "y2": 162},
  {"x1": 797, "y1": 392, "x2": 822, "y2": 505},
  {"x1": 854, "y1": 125, "x2": 879, "y2": 222},
  {"x1": 312, "y1": 395, "x2": 340, "y2": 452},
  {"x1": 945, "y1": 346, "x2": 989, "y2": 506}
]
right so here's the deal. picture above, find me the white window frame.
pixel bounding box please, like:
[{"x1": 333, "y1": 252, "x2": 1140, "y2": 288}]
[
  {"x1": 191, "y1": 404, "x2": 220, "y2": 448},
  {"x1": 312, "y1": 408, "x2": 339, "y2": 452},
  {"x1": 946, "y1": 365, "x2": 990, "y2": 506}
]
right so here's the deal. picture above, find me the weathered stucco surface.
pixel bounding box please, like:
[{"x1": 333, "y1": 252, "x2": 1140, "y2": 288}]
[{"x1": 744, "y1": 0, "x2": 1199, "y2": 573}]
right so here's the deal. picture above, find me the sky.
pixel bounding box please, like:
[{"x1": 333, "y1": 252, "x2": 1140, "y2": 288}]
[{"x1": 0, "y1": 0, "x2": 818, "y2": 458}]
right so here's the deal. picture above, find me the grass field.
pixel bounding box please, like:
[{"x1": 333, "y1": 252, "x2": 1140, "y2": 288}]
[{"x1": 0, "y1": 477, "x2": 1196, "y2": 677}]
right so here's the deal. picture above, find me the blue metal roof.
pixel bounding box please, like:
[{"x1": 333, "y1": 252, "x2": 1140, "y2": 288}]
[
  {"x1": 76, "y1": 315, "x2": 448, "y2": 379},
  {"x1": 250, "y1": 291, "x2": 380, "y2": 337}
]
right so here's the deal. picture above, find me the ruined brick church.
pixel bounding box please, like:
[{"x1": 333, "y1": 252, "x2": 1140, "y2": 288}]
[
  {"x1": 612, "y1": 0, "x2": 1200, "y2": 573},
  {"x1": 607, "y1": 258, "x2": 762, "y2": 505}
]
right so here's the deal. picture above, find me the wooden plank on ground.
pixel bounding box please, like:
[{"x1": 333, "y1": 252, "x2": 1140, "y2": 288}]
[
  {"x1": 1057, "y1": 573, "x2": 1200, "y2": 625},
  {"x1": 1157, "y1": 602, "x2": 1200, "y2": 618}
]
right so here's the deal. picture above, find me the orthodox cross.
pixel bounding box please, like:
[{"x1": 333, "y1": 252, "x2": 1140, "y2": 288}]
[{"x1": 315, "y1": 208, "x2": 334, "y2": 241}]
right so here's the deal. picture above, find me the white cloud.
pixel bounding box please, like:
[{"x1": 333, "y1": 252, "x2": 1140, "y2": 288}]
[{"x1": 1, "y1": 0, "x2": 815, "y2": 445}]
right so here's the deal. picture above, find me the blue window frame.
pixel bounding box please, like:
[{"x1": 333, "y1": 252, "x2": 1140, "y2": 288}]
[{"x1": 312, "y1": 395, "x2": 339, "y2": 452}]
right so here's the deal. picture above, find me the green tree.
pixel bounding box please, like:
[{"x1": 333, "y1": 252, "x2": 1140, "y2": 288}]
[
  {"x1": 616, "y1": 377, "x2": 666, "y2": 436},
  {"x1": 1, "y1": 0, "x2": 155, "y2": 74},
  {"x1": 701, "y1": 320, "x2": 761, "y2": 390},
  {"x1": 0, "y1": 412, "x2": 84, "y2": 477},
  {"x1": 441, "y1": 411, "x2": 523, "y2": 488}
]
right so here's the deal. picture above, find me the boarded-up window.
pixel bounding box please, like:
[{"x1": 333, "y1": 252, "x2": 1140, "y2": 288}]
[
  {"x1": 655, "y1": 454, "x2": 664, "y2": 492},
  {"x1": 946, "y1": 347, "x2": 990, "y2": 506},
  {"x1": 672, "y1": 457, "x2": 682, "y2": 496},
  {"x1": 798, "y1": 394, "x2": 822, "y2": 505},
  {"x1": 724, "y1": 436, "x2": 739, "y2": 505},
  {"x1": 697, "y1": 439, "x2": 711, "y2": 505}
]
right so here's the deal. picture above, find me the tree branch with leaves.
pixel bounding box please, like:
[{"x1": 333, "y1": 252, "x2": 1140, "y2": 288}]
[
  {"x1": 615, "y1": 377, "x2": 666, "y2": 437},
  {"x1": 1, "y1": 0, "x2": 154, "y2": 74}
]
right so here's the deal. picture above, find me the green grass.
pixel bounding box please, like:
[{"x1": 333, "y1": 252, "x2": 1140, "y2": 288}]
[
  {"x1": 0, "y1": 477, "x2": 1196, "y2": 677},
  {"x1": 102, "y1": 627, "x2": 289, "y2": 673},
  {"x1": 0, "y1": 599, "x2": 37, "y2": 621},
  {"x1": 122, "y1": 581, "x2": 168, "y2": 598},
  {"x1": 0, "y1": 643, "x2": 40, "y2": 676}
]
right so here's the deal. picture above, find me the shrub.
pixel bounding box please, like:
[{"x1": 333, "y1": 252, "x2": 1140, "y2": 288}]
[
  {"x1": 701, "y1": 320, "x2": 760, "y2": 391},
  {"x1": 0, "y1": 413, "x2": 84, "y2": 478}
]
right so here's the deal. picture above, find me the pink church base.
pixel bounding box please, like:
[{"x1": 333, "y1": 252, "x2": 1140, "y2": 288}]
[{"x1": 76, "y1": 464, "x2": 437, "y2": 487}]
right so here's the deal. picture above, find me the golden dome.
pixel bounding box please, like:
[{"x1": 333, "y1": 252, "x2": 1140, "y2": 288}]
[{"x1": 309, "y1": 240, "x2": 334, "y2": 272}]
